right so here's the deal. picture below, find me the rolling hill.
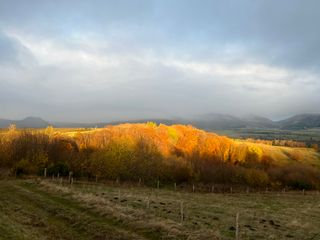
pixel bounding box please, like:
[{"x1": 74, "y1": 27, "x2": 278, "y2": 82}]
[
  {"x1": 0, "y1": 117, "x2": 49, "y2": 128},
  {"x1": 1, "y1": 113, "x2": 320, "y2": 130},
  {"x1": 278, "y1": 114, "x2": 320, "y2": 130}
]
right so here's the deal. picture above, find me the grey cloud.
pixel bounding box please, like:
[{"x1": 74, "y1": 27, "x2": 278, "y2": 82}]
[
  {"x1": 0, "y1": 32, "x2": 22, "y2": 64},
  {"x1": 1, "y1": 0, "x2": 320, "y2": 70},
  {"x1": 0, "y1": 31, "x2": 36, "y2": 67},
  {"x1": 0, "y1": 0, "x2": 319, "y2": 121}
]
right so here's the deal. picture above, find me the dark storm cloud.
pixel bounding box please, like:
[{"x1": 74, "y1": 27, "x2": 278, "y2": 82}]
[
  {"x1": 0, "y1": 0, "x2": 319, "y2": 121},
  {"x1": 1, "y1": 0, "x2": 319, "y2": 68}
]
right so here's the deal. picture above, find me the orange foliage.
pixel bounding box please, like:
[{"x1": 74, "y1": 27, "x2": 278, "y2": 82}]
[{"x1": 1, "y1": 123, "x2": 319, "y2": 189}]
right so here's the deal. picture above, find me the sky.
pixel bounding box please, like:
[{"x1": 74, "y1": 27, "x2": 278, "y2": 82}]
[{"x1": 0, "y1": 0, "x2": 319, "y2": 122}]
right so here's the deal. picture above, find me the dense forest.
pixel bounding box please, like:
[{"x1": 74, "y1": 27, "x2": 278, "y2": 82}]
[{"x1": 0, "y1": 123, "x2": 320, "y2": 189}]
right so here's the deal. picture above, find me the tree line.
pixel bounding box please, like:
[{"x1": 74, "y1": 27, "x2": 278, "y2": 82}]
[{"x1": 0, "y1": 123, "x2": 319, "y2": 189}]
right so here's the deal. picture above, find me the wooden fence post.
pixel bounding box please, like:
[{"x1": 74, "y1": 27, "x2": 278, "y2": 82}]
[
  {"x1": 69, "y1": 171, "x2": 73, "y2": 183},
  {"x1": 146, "y1": 197, "x2": 150, "y2": 209},
  {"x1": 180, "y1": 201, "x2": 184, "y2": 223},
  {"x1": 235, "y1": 212, "x2": 240, "y2": 240}
]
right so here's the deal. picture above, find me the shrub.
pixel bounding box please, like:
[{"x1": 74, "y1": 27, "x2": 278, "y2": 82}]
[
  {"x1": 269, "y1": 164, "x2": 320, "y2": 189},
  {"x1": 243, "y1": 168, "x2": 270, "y2": 187},
  {"x1": 14, "y1": 159, "x2": 36, "y2": 175},
  {"x1": 47, "y1": 162, "x2": 70, "y2": 176}
]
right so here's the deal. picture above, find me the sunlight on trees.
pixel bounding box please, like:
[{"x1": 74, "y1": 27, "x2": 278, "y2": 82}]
[{"x1": 0, "y1": 123, "x2": 319, "y2": 189}]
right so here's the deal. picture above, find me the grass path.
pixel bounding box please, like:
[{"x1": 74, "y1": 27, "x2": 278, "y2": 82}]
[{"x1": 0, "y1": 180, "x2": 156, "y2": 240}]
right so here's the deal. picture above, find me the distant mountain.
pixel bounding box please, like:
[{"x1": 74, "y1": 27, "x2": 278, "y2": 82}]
[
  {"x1": 191, "y1": 113, "x2": 247, "y2": 130},
  {"x1": 240, "y1": 115, "x2": 277, "y2": 129},
  {"x1": 1, "y1": 113, "x2": 319, "y2": 130},
  {"x1": 0, "y1": 117, "x2": 182, "y2": 129},
  {"x1": 52, "y1": 119, "x2": 182, "y2": 128},
  {"x1": 277, "y1": 114, "x2": 320, "y2": 130},
  {"x1": 0, "y1": 119, "x2": 12, "y2": 128},
  {"x1": 0, "y1": 117, "x2": 49, "y2": 128},
  {"x1": 100, "y1": 113, "x2": 320, "y2": 130}
]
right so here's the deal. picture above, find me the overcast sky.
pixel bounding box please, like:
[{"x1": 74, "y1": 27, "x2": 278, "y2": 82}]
[{"x1": 0, "y1": 0, "x2": 319, "y2": 122}]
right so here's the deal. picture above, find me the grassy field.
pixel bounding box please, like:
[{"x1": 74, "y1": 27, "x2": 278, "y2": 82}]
[
  {"x1": 241, "y1": 142, "x2": 320, "y2": 167},
  {"x1": 1, "y1": 179, "x2": 320, "y2": 240},
  {"x1": 216, "y1": 128, "x2": 320, "y2": 144}
]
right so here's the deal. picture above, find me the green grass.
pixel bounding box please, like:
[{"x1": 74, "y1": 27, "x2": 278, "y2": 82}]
[
  {"x1": 1, "y1": 179, "x2": 320, "y2": 240},
  {"x1": 215, "y1": 128, "x2": 320, "y2": 144}
]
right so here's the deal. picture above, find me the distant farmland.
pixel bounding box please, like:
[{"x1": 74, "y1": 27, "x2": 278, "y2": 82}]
[{"x1": 216, "y1": 128, "x2": 320, "y2": 146}]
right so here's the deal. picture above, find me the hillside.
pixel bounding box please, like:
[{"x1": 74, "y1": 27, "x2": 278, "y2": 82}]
[
  {"x1": 278, "y1": 114, "x2": 320, "y2": 130},
  {"x1": 62, "y1": 123, "x2": 320, "y2": 166},
  {"x1": 0, "y1": 117, "x2": 49, "y2": 128},
  {"x1": 2, "y1": 123, "x2": 320, "y2": 189},
  {"x1": 240, "y1": 115, "x2": 277, "y2": 129}
]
